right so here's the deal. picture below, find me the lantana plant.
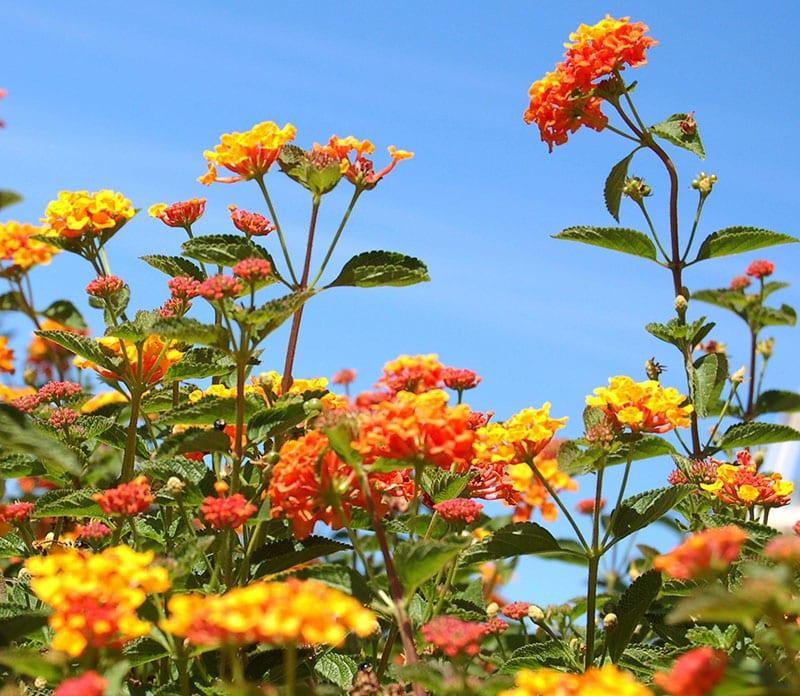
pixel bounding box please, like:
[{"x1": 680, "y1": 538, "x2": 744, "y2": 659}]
[{"x1": 0, "y1": 14, "x2": 799, "y2": 696}]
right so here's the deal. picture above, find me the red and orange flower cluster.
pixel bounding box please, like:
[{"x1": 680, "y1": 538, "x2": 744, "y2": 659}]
[
  {"x1": 700, "y1": 451, "x2": 793, "y2": 509},
  {"x1": 654, "y1": 525, "x2": 747, "y2": 581},
  {"x1": 653, "y1": 647, "x2": 728, "y2": 696},
  {"x1": 200, "y1": 481, "x2": 257, "y2": 530},
  {"x1": 93, "y1": 475, "x2": 154, "y2": 516},
  {"x1": 523, "y1": 16, "x2": 656, "y2": 150}
]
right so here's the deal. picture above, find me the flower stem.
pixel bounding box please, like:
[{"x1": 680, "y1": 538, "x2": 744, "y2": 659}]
[
  {"x1": 310, "y1": 188, "x2": 361, "y2": 287},
  {"x1": 120, "y1": 387, "x2": 143, "y2": 482},
  {"x1": 281, "y1": 197, "x2": 320, "y2": 393},
  {"x1": 284, "y1": 641, "x2": 297, "y2": 696},
  {"x1": 527, "y1": 458, "x2": 590, "y2": 551},
  {"x1": 584, "y1": 462, "x2": 605, "y2": 670},
  {"x1": 255, "y1": 175, "x2": 298, "y2": 286}
]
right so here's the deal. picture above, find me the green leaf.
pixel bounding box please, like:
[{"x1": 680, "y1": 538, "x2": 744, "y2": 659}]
[
  {"x1": 693, "y1": 226, "x2": 798, "y2": 261},
  {"x1": 182, "y1": 234, "x2": 271, "y2": 266},
  {"x1": 690, "y1": 352, "x2": 728, "y2": 419},
  {"x1": 553, "y1": 226, "x2": 657, "y2": 261},
  {"x1": 251, "y1": 537, "x2": 351, "y2": 577},
  {"x1": 0, "y1": 191, "x2": 23, "y2": 211},
  {"x1": 156, "y1": 428, "x2": 231, "y2": 458},
  {"x1": 462, "y1": 522, "x2": 567, "y2": 564},
  {"x1": 747, "y1": 303, "x2": 797, "y2": 329},
  {"x1": 0, "y1": 649, "x2": 62, "y2": 682},
  {"x1": 420, "y1": 468, "x2": 474, "y2": 503},
  {"x1": 0, "y1": 534, "x2": 26, "y2": 559},
  {"x1": 33, "y1": 488, "x2": 102, "y2": 518},
  {"x1": 159, "y1": 395, "x2": 261, "y2": 426},
  {"x1": 499, "y1": 642, "x2": 576, "y2": 674},
  {"x1": 36, "y1": 330, "x2": 116, "y2": 369},
  {"x1": 645, "y1": 316, "x2": 714, "y2": 350},
  {"x1": 245, "y1": 289, "x2": 315, "y2": 340},
  {"x1": 289, "y1": 564, "x2": 371, "y2": 603},
  {"x1": 717, "y1": 421, "x2": 800, "y2": 449},
  {"x1": 607, "y1": 435, "x2": 677, "y2": 466},
  {"x1": 607, "y1": 570, "x2": 662, "y2": 663},
  {"x1": 610, "y1": 486, "x2": 691, "y2": 542},
  {"x1": 247, "y1": 395, "x2": 314, "y2": 443},
  {"x1": 323, "y1": 421, "x2": 361, "y2": 466},
  {"x1": 327, "y1": 250, "x2": 431, "y2": 288},
  {"x1": 140, "y1": 254, "x2": 205, "y2": 281},
  {"x1": 140, "y1": 457, "x2": 210, "y2": 485},
  {"x1": 604, "y1": 150, "x2": 638, "y2": 222},
  {"x1": 755, "y1": 390, "x2": 800, "y2": 416},
  {"x1": 692, "y1": 288, "x2": 750, "y2": 314},
  {"x1": 314, "y1": 652, "x2": 359, "y2": 690},
  {"x1": 0, "y1": 291, "x2": 22, "y2": 311},
  {"x1": 149, "y1": 316, "x2": 227, "y2": 347},
  {"x1": 279, "y1": 144, "x2": 343, "y2": 196},
  {"x1": 650, "y1": 113, "x2": 705, "y2": 158},
  {"x1": 41, "y1": 299, "x2": 87, "y2": 330},
  {"x1": 162, "y1": 347, "x2": 235, "y2": 381},
  {"x1": 0, "y1": 406, "x2": 81, "y2": 478},
  {"x1": 394, "y1": 540, "x2": 466, "y2": 593},
  {"x1": 122, "y1": 638, "x2": 169, "y2": 667}
]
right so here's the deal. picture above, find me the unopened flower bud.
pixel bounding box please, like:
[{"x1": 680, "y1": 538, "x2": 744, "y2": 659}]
[
  {"x1": 23, "y1": 368, "x2": 37, "y2": 387},
  {"x1": 674, "y1": 295, "x2": 688, "y2": 313},
  {"x1": 165, "y1": 476, "x2": 185, "y2": 495},
  {"x1": 730, "y1": 366, "x2": 746, "y2": 384},
  {"x1": 527, "y1": 604, "x2": 545, "y2": 623},
  {"x1": 486, "y1": 601, "x2": 500, "y2": 618},
  {"x1": 754, "y1": 451, "x2": 765, "y2": 467},
  {"x1": 691, "y1": 172, "x2": 718, "y2": 195},
  {"x1": 17, "y1": 567, "x2": 31, "y2": 582},
  {"x1": 756, "y1": 337, "x2": 775, "y2": 359},
  {"x1": 603, "y1": 613, "x2": 618, "y2": 631},
  {"x1": 34, "y1": 677, "x2": 48, "y2": 688},
  {"x1": 628, "y1": 562, "x2": 642, "y2": 581},
  {"x1": 622, "y1": 176, "x2": 652, "y2": 202}
]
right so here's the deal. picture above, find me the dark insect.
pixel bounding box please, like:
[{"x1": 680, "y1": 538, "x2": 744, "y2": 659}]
[
  {"x1": 644, "y1": 357, "x2": 666, "y2": 381},
  {"x1": 214, "y1": 419, "x2": 226, "y2": 431}
]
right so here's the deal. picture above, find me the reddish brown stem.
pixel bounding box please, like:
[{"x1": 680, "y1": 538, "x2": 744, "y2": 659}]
[
  {"x1": 281, "y1": 198, "x2": 319, "y2": 394},
  {"x1": 746, "y1": 331, "x2": 757, "y2": 420}
]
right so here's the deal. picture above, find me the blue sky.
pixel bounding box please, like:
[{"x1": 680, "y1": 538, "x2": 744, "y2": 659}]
[{"x1": 2, "y1": 2, "x2": 800, "y2": 603}]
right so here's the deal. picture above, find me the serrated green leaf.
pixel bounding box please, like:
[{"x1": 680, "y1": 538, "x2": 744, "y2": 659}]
[
  {"x1": 604, "y1": 150, "x2": 638, "y2": 222},
  {"x1": 421, "y1": 468, "x2": 474, "y2": 503},
  {"x1": 499, "y1": 642, "x2": 576, "y2": 674},
  {"x1": 0, "y1": 290, "x2": 22, "y2": 311},
  {"x1": 691, "y1": 351, "x2": 728, "y2": 418},
  {"x1": 247, "y1": 394, "x2": 314, "y2": 443},
  {"x1": 717, "y1": 421, "x2": 800, "y2": 449},
  {"x1": 289, "y1": 564, "x2": 372, "y2": 603},
  {"x1": 0, "y1": 534, "x2": 26, "y2": 559},
  {"x1": 747, "y1": 303, "x2": 797, "y2": 329},
  {"x1": 607, "y1": 570, "x2": 662, "y2": 663},
  {"x1": 156, "y1": 428, "x2": 231, "y2": 458},
  {"x1": 140, "y1": 457, "x2": 210, "y2": 485},
  {"x1": 645, "y1": 317, "x2": 714, "y2": 350},
  {"x1": 462, "y1": 522, "x2": 567, "y2": 564},
  {"x1": 607, "y1": 435, "x2": 677, "y2": 466},
  {"x1": 327, "y1": 250, "x2": 430, "y2": 288},
  {"x1": 33, "y1": 488, "x2": 103, "y2": 518},
  {"x1": 755, "y1": 390, "x2": 800, "y2": 416},
  {"x1": 141, "y1": 254, "x2": 205, "y2": 281},
  {"x1": 162, "y1": 347, "x2": 235, "y2": 381},
  {"x1": 149, "y1": 316, "x2": 227, "y2": 347},
  {"x1": 554, "y1": 226, "x2": 658, "y2": 261},
  {"x1": 35, "y1": 330, "x2": 116, "y2": 369},
  {"x1": 314, "y1": 652, "x2": 359, "y2": 690},
  {"x1": 122, "y1": 638, "x2": 169, "y2": 667},
  {"x1": 251, "y1": 537, "x2": 351, "y2": 577},
  {"x1": 182, "y1": 234, "x2": 271, "y2": 266},
  {"x1": 693, "y1": 226, "x2": 798, "y2": 261},
  {"x1": 650, "y1": 113, "x2": 705, "y2": 158},
  {"x1": 394, "y1": 539, "x2": 465, "y2": 593},
  {"x1": 159, "y1": 395, "x2": 261, "y2": 426},
  {"x1": 0, "y1": 406, "x2": 81, "y2": 478},
  {"x1": 610, "y1": 486, "x2": 690, "y2": 542},
  {"x1": 692, "y1": 287, "x2": 751, "y2": 314}
]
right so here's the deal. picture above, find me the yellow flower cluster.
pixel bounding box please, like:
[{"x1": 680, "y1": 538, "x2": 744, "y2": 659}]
[
  {"x1": 500, "y1": 665, "x2": 653, "y2": 696},
  {"x1": 74, "y1": 335, "x2": 183, "y2": 386},
  {"x1": 508, "y1": 453, "x2": 577, "y2": 522},
  {"x1": 0, "y1": 384, "x2": 34, "y2": 402},
  {"x1": 188, "y1": 382, "x2": 264, "y2": 404},
  {"x1": 256, "y1": 371, "x2": 347, "y2": 410},
  {"x1": 42, "y1": 190, "x2": 135, "y2": 240},
  {"x1": 0, "y1": 336, "x2": 14, "y2": 373},
  {"x1": 0, "y1": 221, "x2": 59, "y2": 271},
  {"x1": 80, "y1": 390, "x2": 128, "y2": 413},
  {"x1": 25, "y1": 545, "x2": 170, "y2": 656},
  {"x1": 200, "y1": 120, "x2": 297, "y2": 184},
  {"x1": 161, "y1": 578, "x2": 377, "y2": 647},
  {"x1": 473, "y1": 403, "x2": 568, "y2": 465},
  {"x1": 586, "y1": 376, "x2": 692, "y2": 433}
]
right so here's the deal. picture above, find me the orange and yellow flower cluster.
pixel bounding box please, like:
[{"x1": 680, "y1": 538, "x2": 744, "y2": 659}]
[
  {"x1": 0, "y1": 221, "x2": 59, "y2": 272},
  {"x1": 25, "y1": 545, "x2": 170, "y2": 656},
  {"x1": 654, "y1": 525, "x2": 747, "y2": 581},
  {"x1": 0, "y1": 336, "x2": 14, "y2": 374},
  {"x1": 200, "y1": 120, "x2": 297, "y2": 184},
  {"x1": 500, "y1": 664, "x2": 653, "y2": 696},
  {"x1": 43, "y1": 190, "x2": 135, "y2": 240},
  {"x1": 586, "y1": 375, "x2": 692, "y2": 434},
  {"x1": 161, "y1": 578, "x2": 376, "y2": 647},
  {"x1": 93, "y1": 475, "x2": 154, "y2": 516},
  {"x1": 523, "y1": 16, "x2": 656, "y2": 150}
]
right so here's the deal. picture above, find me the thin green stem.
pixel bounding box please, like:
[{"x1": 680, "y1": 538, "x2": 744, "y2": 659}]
[
  {"x1": 601, "y1": 454, "x2": 632, "y2": 549},
  {"x1": 681, "y1": 194, "x2": 707, "y2": 263},
  {"x1": 232, "y1": 335, "x2": 249, "y2": 494},
  {"x1": 746, "y1": 331, "x2": 758, "y2": 420},
  {"x1": 284, "y1": 641, "x2": 297, "y2": 696},
  {"x1": 584, "y1": 463, "x2": 605, "y2": 670},
  {"x1": 528, "y1": 458, "x2": 590, "y2": 551},
  {"x1": 637, "y1": 200, "x2": 671, "y2": 263},
  {"x1": 310, "y1": 188, "x2": 362, "y2": 287},
  {"x1": 604, "y1": 122, "x2": 642, "y2": 143},
  {"x1": 255, "y1": 175, "x2": 298, "y2": 286},
  {"x1": 705, "y1": 382, "x2": 740, "y2": 451},
  {"x1": 120, "y1": 387, "x2": 143, "y2": 482}
]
